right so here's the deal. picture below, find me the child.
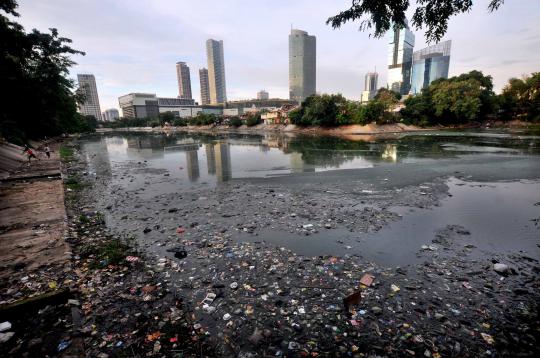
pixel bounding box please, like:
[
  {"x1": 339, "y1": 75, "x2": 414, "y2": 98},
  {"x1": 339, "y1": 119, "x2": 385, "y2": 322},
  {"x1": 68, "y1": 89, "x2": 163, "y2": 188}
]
[
  {"x1": 25, "y1": 148, "x2": 37, "y2": 164},
  {"x1": 44, "y1": 145, "x2": 51, "y2": 159}
]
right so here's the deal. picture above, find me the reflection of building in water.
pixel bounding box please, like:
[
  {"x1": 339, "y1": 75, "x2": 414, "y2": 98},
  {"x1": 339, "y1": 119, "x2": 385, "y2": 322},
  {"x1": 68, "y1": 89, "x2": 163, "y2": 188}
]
[
  {"x1": 289, "y1": 152, "x2": 315, "y2": 173},
  {"x1": 214, "y1": 142, "x2": 232, "y2": 182},
  {"x1": 261, "y1": 135, "x2": 291, "y2": 152},
  {"x1": 185, "y1": 150, "x2": 200, "y2": 181},
  {"x1": 205, "y1": 144, "x2": 216, "y2": 175},
  {"x1": 83, "y1": 137, "x2": 112, "y2": 179},
  {"x1": 126, "y1": 136, "x2": 169, "y2": 159},
  {"x1": 381, "y1": 144, "x2": 398, "y2": 162}
]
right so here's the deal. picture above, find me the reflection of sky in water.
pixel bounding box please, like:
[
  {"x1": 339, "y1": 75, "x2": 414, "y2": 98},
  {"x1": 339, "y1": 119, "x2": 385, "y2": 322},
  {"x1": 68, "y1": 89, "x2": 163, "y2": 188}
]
[{"x1": 93, "y1": 132, "x2": 539, "y2": 185}]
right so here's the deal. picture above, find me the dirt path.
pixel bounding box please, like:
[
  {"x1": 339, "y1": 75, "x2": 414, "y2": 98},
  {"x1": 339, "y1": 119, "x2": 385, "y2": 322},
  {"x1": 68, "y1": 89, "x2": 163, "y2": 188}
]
[{"x1": 0, "y1": 140, "x2": 69, "y2": 292}]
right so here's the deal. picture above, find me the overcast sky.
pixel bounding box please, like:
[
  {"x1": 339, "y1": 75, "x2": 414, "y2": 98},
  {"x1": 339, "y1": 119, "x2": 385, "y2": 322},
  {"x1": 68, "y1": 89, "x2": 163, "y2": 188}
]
[{"x1": 15, "y1": 0, "x2": 540, "y2": 111}]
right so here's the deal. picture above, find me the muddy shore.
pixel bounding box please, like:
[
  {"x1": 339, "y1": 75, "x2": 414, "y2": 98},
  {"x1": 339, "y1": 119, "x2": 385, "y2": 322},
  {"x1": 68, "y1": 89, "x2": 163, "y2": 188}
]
[
  {"x1": 1, "y1": 131, "x2": 538, "y2": 357},
  {"x1": 96, "y1": 119, "x2": 540, "y2": 139},
  {"x1": 72, "y1": 132, "x2": 539, "y2": 357}
]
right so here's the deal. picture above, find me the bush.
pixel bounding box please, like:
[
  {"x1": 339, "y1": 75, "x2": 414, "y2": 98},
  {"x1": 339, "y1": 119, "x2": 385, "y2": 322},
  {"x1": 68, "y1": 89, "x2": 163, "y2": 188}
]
[
  {"x1": 173, "y1": 118, "x2": 187, "y2": 126},
  {"x1": 229, "y1": 117, "x2": 243, "y2": 127},
  {"x1": 188, "y1": 113, "x2": 220, "y2": 126},
  {"x1": 245, "y1": 113, "x2": 262, "y2": 127}
]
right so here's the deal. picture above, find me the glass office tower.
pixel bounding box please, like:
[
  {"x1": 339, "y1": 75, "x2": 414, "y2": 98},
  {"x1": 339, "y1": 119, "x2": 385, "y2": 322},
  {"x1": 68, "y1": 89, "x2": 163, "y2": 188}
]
[
  {"x1": 387, "y1": 20, "x2": 415, "y2": 95},
  {"x1": 411, "y1": 40, "x2": 451, "y2": 94}
]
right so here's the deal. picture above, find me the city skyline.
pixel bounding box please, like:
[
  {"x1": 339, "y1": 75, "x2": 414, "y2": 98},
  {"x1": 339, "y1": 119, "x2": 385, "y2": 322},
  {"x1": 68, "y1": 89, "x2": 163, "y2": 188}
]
[{"x1": 16, "y1": 0, "x2": 540, "y2": 110}]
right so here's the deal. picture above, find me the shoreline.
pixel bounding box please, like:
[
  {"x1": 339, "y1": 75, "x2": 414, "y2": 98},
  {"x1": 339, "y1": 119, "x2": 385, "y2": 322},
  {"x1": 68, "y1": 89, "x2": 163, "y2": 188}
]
[{"x1": 96, "y1": 120, "x2": 539, "y2": 137}]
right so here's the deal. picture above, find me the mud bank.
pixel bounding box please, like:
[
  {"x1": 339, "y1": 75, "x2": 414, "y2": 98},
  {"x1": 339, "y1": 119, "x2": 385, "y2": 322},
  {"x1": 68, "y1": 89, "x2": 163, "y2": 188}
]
[
  {"x1": 97, "y1": 122, "x2": 428, "y2": 137},
  {"x1": 70, "y1": 131, "x2": 540, "y2": 357}
]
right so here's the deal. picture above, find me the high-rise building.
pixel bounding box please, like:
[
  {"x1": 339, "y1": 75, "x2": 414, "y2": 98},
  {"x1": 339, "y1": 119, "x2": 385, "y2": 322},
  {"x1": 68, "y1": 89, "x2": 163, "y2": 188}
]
[
  {"x1": 257, "y1": 90, "x2": 269, "y2": 100},
  {"x1": 411, "y1": 40, "x2": 451, "y2": 94},
  {"x1": 199, "y1": 68, "x2": 210, "y2": 105},
  {"x1": 206, "y1": 39, "x2": 227, "y2": 104},
  {"x1": 387, "y1": 21, "x2": 415, "y2": 95},
  {"x1": 77, "y1": 74, "x2": 102, "y2": 120},
  {"x1": 361, "y1": 72, "x2": 379, "y2": 103},
  {"x1": 102, "y1": 108, "x2": 119, "y2": 121},
  {"x1": 289, "y1": 29, "x2": 316, "y2": 103},
  {"x1": 176, "y1": 62, "x2": 192, "y2": 99}
]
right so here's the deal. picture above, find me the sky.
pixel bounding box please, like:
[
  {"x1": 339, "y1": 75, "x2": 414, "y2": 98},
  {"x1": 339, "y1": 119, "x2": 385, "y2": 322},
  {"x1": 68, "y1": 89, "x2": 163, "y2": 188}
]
[{"x1": 14, "y1": 0, "x2": 540, "y2": 111}]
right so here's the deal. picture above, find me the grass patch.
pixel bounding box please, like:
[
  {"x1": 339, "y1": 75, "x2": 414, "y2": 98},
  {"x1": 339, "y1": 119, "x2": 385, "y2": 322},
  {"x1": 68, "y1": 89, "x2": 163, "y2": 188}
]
[
  {"x1": 65, "y1": 176, "x2": 84, "y2": 190},
  {"x1": 81, "y1": 238, "x2": 135, "y2": 268},
  {"x1": 59, "y1": 146, "x2": 74, "y2": 161}
]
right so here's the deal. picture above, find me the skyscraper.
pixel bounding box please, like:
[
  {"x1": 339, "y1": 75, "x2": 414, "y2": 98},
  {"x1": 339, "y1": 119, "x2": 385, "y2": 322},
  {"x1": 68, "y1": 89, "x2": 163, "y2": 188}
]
[
  {"x1": 102, "y1": 108, "x2": 119, "y2": 122},
  {"x1": 387, "y1": 21, "x2": 415, "y2": 95},
  {"x1": 411, "y1": 40, "x2": 451, "y2": 94},
  {"x1": 257, "y1": 90, "x2": 269, "y2": 100},
  {"x1": 289, "y1": 29, "x2": 316, "y2": 103},
  {"x1": 199, "y1": 68, "x2": 210, "y2": 105},
  {"x1": 77, "y1": 74, "x2": 102, "y2": 120},
  {"x1": 361, "y1": 72, "x2": 379, "y2": 103},
  {"x1": 176, "y1": 62, "x2": 192, "y2": 99},
  {"x1": 206, "y1": 39, "x2": 227, "y2": 104}
]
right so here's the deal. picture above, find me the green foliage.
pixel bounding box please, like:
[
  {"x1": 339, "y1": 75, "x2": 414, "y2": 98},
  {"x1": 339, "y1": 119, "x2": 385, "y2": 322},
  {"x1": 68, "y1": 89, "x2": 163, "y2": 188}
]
[
  {"x1": 290, "y1": 91, "x2": 402, "y2": 127},
  {"x1": 374, "y1": 88, "x2": 401, "y2": 109},
  {"x1": 499, "y1": 73, "x2": 540, "y2": 122},
  {"x1": 363, "y1": 101, "x2": 387, "y2": 123},
  {"x1": 245, "y1": 113, "x2": 262, "y2": 127},
  {"x1": 59, "y1": 146, "x2": 74, "y2": 160},
  {"x1": 65, "y1": 176, "x2": 83, "y2": 190},
  {"x1": 173, "y1": 118, "x2": 187, "y2": 126},
  {"x1": 290, "y1": 94, "x2": 348, "y2": 127},
  {"x1": 288, "y1": 108, "x2": 303, "y2": 124},
  {"x1": 400, "y1": 94, "x2": 433, "y2": 126},
  {"x1": 188, "y1": 112, "x2": 220, "y2": 126},
  {"x1": 159, "y1": 111, "x2": 175, "y2": 124},
  {"x1": 229, "y1": 117, "x2": 243, "y2": 127},
  {"x1": 327, "y1": 0, "x2": 504, "y2": 43},
  {"x1": 431, "y1": 79, "x2": 483, "y2": 122},
  {"x1": 400, "y1": 70, "x2": 503, "y2": 125},
  {"x1": 0, "y1": 1, "x2": 87, "y2": 144}
]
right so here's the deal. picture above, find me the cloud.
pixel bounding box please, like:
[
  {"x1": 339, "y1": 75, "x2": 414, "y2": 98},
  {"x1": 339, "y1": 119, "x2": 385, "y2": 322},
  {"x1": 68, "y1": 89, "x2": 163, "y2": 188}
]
[{"x1": 15, "y1": 0, "x2": 540, "y2": 111}]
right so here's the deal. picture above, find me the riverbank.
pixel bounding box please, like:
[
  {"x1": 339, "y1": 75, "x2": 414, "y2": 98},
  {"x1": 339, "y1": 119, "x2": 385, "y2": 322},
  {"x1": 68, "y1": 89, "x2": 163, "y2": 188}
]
[
  {"x1": 73, "y1": 131, "x2": 539, "y2": 357},
  {"x1": 0, "y1": 140, "x2": 214, "y2": 356},
  {"x1": 97, "y1": 120, "x2": 540, "y2": 137},
  {"x1": 97, "y1": 122, "x2": 428, "y2": 136}
]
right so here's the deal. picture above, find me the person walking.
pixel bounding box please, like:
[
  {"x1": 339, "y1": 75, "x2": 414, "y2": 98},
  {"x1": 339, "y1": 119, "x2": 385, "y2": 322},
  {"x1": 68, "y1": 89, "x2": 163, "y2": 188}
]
[{"x1": 44, "y1": 145, "x2": 51, "y2": 159}]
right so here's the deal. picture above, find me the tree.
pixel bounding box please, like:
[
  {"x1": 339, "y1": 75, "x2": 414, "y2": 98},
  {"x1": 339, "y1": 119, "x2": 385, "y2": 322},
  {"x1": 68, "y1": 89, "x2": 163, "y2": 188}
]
[
  {"x1": 297, "y1": 94, "x2": 348, "y2": 127},
  {"x1": 363, "y1": 101, "x2": 386, "y2": 123},
  {"x1": 499, "y1": 73, "x2": 540, "y2": 121},
  {"x1": 431, "y1": 79, "x2": 483, "y2": 122},
  {"x1": 245, "y1": 113, "x2": 262, "y2": 127},
  {"x1": 374, "y1": 88, "x2": 401, "y2": 110},
  {"x1": 400, "y1": 93, "x2": 433, "y2": 126},
  {"x1": 229, "y1": 116, "x2": 243, "y2": 127},
  {"x1": 327, "y1": 0, "x2": 504, "y2": 43},
  {"x1": 0, "y1": 0, "x2": 86, "y2": 144}
]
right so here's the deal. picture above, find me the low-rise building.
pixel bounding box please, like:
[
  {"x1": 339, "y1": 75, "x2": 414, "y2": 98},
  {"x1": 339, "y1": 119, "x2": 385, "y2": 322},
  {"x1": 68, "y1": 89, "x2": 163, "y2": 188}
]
[
  {"x1": 119, "y1": 93, "x2": 159, "y2": 119},
  {"x1": 261, "y1": 104, "x2": 297, "y2": 125}
]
